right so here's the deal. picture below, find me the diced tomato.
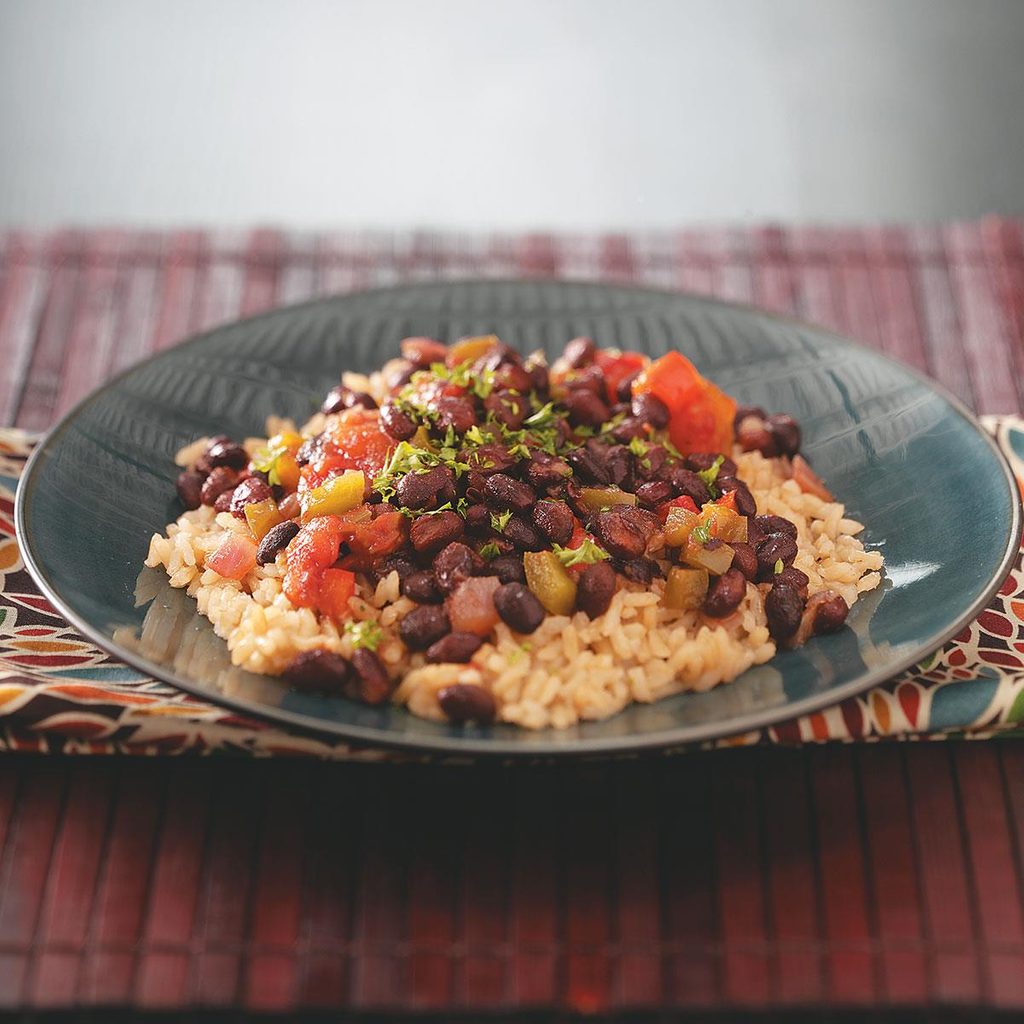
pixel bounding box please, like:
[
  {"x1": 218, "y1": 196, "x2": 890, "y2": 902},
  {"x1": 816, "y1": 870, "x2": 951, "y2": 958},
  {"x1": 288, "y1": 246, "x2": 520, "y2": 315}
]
[
  {"x1": 633, "y1": 351, "x2": 736, "y2": 455},
  {"x1": 792, "y1": 455, "x2": 834, "y2": 501},
  {"x1": 714, "y1": 490, "x2": 738, "y2": 512},
  {"x1": 301, "y1": 411, "x2": 394, "y2": 491},
  {"x1": 207, "y1": 534, "x2": 257, "y2": 580},
  {"x1": 317, "y1": 568, "x2": 357, "y2": 620},
  {"x1": 447, "y1": 576, "x2": 501, "y2": 636},
  {"x1": 337, "y1": 511, "x2": 408, "y2": 569},
  {"x1": 563, "y1": 521, "x2": 595, "y2": 579},
  {"x1": 284, "y1": 515, "x2": 348, "y2": 615},
  {"x1": 656, "y1": 494, "x2": 699, "y2": 522},
  {"x1": 594, "y1": 350, "x2": 649, "y2": 405}
]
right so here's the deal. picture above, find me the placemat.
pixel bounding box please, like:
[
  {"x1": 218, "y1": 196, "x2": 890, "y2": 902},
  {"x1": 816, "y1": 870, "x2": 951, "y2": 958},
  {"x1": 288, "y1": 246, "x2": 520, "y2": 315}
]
[
  {"x1": 0, "y1": 225, "x2": 1022, "y2": 1015},
  {"x1": 2, "y1": 421, "x2": 1024, "y2": 755},
  {"x1": 2, "y1": 222, "x2": 1024, "y2": 755}
]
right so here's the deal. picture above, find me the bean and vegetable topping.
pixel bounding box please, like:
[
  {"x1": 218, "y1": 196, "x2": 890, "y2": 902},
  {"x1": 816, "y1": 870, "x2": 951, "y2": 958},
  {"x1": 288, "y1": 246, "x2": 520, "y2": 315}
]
[{"x1": 175, "y1": 334, "x2": 850, "y2": 721}]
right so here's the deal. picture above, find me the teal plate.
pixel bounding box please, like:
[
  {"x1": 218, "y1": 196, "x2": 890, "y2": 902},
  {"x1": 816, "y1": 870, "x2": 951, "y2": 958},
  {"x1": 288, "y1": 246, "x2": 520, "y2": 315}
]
[{"x1": 15, "y1": 282, "x2": 1022, "y2": 757}]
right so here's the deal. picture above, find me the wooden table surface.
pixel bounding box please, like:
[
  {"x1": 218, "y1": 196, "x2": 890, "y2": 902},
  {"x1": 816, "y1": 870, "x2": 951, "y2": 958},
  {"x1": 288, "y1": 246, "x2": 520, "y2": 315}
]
[{"x1": 1, "y1": 223, "x2": 1023, "y2": 1015}]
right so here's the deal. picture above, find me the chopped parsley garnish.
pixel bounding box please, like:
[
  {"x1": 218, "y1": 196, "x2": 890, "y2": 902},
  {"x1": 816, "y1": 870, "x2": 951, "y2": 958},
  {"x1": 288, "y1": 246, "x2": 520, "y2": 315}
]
[
  {"x1": 697, "y1": 454, "x2": 725, "y2": 487},
  {"x1": 344, "y1": 619, "x2": 384, "y2": 652},
  {"x1": 507, "y1": 640, "x2": 533, "y2": 664},
  {"x1": 478, "y1": 541, "x2": 501, "y2": 561},
  {"x1": 774, "y1": 558, "x2": 784, "y2": 575},
  {"x1": 429, "y1": 359, "x2": 496, "y2": 399},
  {"x1": 372, "y1": 440, "x2": 470, "y2": 501},
  {"x1": 490, "y1": 510, "x2": 513, "y2": 533},
  {"x1": 523, "y1": 402, "x2": 557, "y2": 428},
  {"x1": 251, "y1": 443, "x2": 287, "y2": 486},
  {"x1": 690, "y1": 521, "x2": 713, "y2": 545},
  {"x1": 552, "y1": 538, "x2": 609, "y2": 567},
  {"x1": 628, "y1": 436, "x2": 649, "y2": 458}
]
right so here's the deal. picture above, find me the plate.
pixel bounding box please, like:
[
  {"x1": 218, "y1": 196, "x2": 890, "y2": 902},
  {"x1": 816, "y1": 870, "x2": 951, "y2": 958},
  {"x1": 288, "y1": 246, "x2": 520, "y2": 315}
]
[{"x1": 15, "y1": 281, "x2": 1022, "y2": 757}]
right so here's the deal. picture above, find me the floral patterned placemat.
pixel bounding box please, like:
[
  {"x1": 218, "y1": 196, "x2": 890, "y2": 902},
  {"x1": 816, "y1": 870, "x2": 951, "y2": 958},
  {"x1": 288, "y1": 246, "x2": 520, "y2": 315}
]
[{"x1": 2, "y1": 422, "x2": 1023, "y2": 757}]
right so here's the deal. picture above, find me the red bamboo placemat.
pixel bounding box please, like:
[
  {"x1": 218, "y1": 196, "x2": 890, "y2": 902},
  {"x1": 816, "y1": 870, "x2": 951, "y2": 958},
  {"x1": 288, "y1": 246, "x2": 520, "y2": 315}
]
[{"x1": 0, "y1": 222, "x2": 1023, "y2": 1013}]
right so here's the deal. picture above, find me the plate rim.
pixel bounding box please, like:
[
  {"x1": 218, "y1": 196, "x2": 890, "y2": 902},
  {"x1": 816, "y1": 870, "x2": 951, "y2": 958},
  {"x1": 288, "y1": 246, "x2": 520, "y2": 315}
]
[{"x1": 14, "y1": 280, "x2": 1024, "y2": 757}]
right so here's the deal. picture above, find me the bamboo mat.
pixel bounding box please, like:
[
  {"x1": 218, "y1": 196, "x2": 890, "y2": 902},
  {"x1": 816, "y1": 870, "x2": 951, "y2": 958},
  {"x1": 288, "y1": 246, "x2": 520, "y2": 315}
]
[{"x1": 0, "y1": 223, "x2": 1022, "y2": 1013}]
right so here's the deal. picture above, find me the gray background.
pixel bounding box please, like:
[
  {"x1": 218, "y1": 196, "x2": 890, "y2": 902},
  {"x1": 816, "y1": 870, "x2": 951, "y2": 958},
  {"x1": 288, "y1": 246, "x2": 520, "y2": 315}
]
[{"x1": 1, "y1": 0, "x2": 1022, "y2": 229}]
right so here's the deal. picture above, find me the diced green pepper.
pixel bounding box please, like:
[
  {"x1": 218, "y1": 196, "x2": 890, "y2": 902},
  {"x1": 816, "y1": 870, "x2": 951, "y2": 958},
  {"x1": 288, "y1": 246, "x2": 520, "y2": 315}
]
[{"x1": 523, "y1": 550, "x2": 578, "y2": 616}]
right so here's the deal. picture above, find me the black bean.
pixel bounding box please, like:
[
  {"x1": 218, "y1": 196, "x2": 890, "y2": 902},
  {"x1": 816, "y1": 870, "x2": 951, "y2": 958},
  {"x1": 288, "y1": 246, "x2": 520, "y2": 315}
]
[
  {"x1": 489, "y1": 554, "x2": 527, "y2": 584},
  {"x1": 493, "y1": 582, "x2": 546, "y2": 633},
  {"x1": 214, "y1": 488, "x2": 236, "y2": 512},
  {"x1": 765, "y1": 584, "x2": 805, "y2": 640},
  {"x1": 396, "y1": 465, "x2": 454, "y2": 510},
  {"x1": 399, "y1": 605, "x2": 451, "y2": 650},
  {"x1": 495, "y1": 362, "x2": 533, "y2": 394},
  {"x1": 433, "y1": 542, "x2": 480, "y2": 594},
  {"x1": 609, "y1": 416, "x2": 647, "y2": 443},
  {"x1": 400, "y1": 336, "x2": 448, "y2": 366},
  {"x1": 754, "y1": 514, "x2": 798, "y2": 539},
  {"x1": 350, "y1": 648, "x2": 392, "y2": 704},
  {"x1": 525, "y1": 452, "x2": 572, "y2": 490},
  {"x1": 620, "y1": 557, "x2": 662, "y2": 584},
  {"x1": 598, "y1": 442, "x2": 632, "y2": 487},
  {"x1": 684, "y1": 452, "x2": 738, "y2": 477},
  {"x1": 776, "y1": 565, "x2": 809, "y2": 598},
  {"x1": 228, "y1": 476, "x2": 274, "y2": 517},
  {"x1": 755, "y1": 534, "x2": 799, "y2": 581},
  {"x1": 256, "y1": 520, "x2": 300, "y2": 565},
  {"x1": 531, "y1": 499, "x2": 574, "y2": 545},
  {"x1": 438, "y1": 683, "x2": 496, "y2": 723},
  {"x1": 283, "y1": 649, "x2": 351, "y2": 694},
  {"x1": 631, "y1": 392, "x2": 670, "y2": 429},
  {"x1": 616, "y1": 371, "x2": 641, "y2": 403},
  {"x1": 563, "y1": 336, "x2": 596, "y2": 368},
  {"x1": 176, "y1": 469, "x2": 204, "y2": 510},
  {"x1": 426, "y1": 632, "x2": 485, "y2": 664},
  {"x1": 436, "y1": 395, "x2": 477, "y2": 433},
  {"x1": 322, "y1": 384, "x2": 376, "y2": 414},
  {"x1": 593, "y1": 508, "x2": 646, "y2": 560},
  {"x1": 503, "y1": 515, "x2": 546, "y2": 551},
  {"x1": 563, "y1": 389, "x2": 609, "y2": 428},
  {"x1": 566, "y1": 445, "x2": 611, "y2": 485},
  {"x1": 767, "y1": 414, "x2": 801, "y2": 457},
  {"x1": 200, "y1": 466, "x2": 240, "y2": 506},
  {"x1": 665, "y1": 467, "x2": 711, "y2": 507},
  {"x1": 576, "y1": 561, "x2": 617, "y2": 618},
  {"x1": 401, "y1": 570, "x2": 444, "y2": 604},
  {"x1": 736, "y1": 414, "x2": 776, "y2": 455},
  {"x1": 484, "y1": 389, "x2": 527, "y2": 429},
  {"x1": 462, "y1": 503, "x2": 490, "y2": 531},
  {"x1": 728, "y1": 541, "x2": 758, "y2": 582},
  {"x1": 703, "y1": 568, "x2": 747, "y2": 618},
  {"x1": 205, "y1": 439, "x2": 248, "y2": 471},
  {"x1": 812, "y1": 593, "x2": 849, "y2": 634},
  {"x1": 716, "y1": 478, "x2": 757, "y2": 517},
  {"x1": 462, "y1": 443, "x2": 518, "y2": 476},
  {"x1": 636, "y1": 444, "x2": 669, "y2": 481},
  {"x1": 384, "y1": 359, "x2": 416, "y2": 392},
  {"x1": 485, "y1": 473, "x2": 536, "y2": 513},
  {"x1": 409, "y1": 510, "x2": 464, "y2": 554},
  {"x1": 734, "y1": 404, "x2": 767, "y2": 429},
  {"x1": 526, "y1": 359, "x2": 549, "y2": 393},
  {"x1": 634, "y1": 479, "x2": 673, "y2": 509},
  {"x1": 375, "y1": 553, "x2": 418, "y2": 581},
  {"x1": 295, "y1": 433, "x2": 325, "y2": 467},
  {"x1": 380, "y1": 401, "x2": 417, "y2": 440}
]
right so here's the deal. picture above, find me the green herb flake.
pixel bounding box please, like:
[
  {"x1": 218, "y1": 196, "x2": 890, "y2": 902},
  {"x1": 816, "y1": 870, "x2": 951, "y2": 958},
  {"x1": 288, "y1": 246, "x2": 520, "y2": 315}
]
[
  {"x1": 478, "y1": 541, "x2": 501, "y2": 561},
  {"x1": 628, "y1": 436, "x2": 649, "y2": 458},
  {"x1": 691, "y1": 521, "x2": 712, "y2": 545},
  {"x1": 490, "y1": 510, "x2": 513, "y2": 533},
  {"x1": 507, "y1": 640, "x2": 533, "y2": 664},
  {"x1": 251, "y1": 445, "x2": 284, "y2": 487},
  {"x1": 344, "y1": 619, "x2": 384, "y2": 652},
  {"x1": 552, "y1": 538, "x2": 610, "y2": 567},
  {"x1": 773, "y1": 558, "x2": 784, "y2": 575},
  {"x1": 697, "y1": 455, "x2": 726, "y2": 492}
]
